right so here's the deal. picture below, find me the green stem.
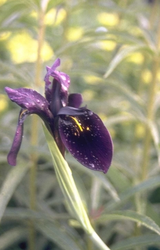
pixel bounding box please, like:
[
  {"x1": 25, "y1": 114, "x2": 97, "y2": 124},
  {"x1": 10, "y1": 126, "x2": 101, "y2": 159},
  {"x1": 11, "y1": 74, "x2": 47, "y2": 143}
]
[
  {"x1": 44, "y1": 126, "x2": 111, "y2": 250},
  {"x1": 141, "y1": 5, "x2": 160, "y2": 182},
  {"x1": 30, "y1": 116, "x2": 38, "y2": 210},
  {"x1": 28, "y1": 8, "x2": 46, "y2": 250},
  {"x1": 141, "y1": 57, "x2": 159, "y2": 181},
  {"x1": 89, "y1": 231, "x2": 111, "y2": 250},
  {"x1": 149, "y1": 0, "x2": 159, "y2": 27},
  {"x1": 35, "y1": 9, "x2": 45, "y2": 87},
  {"x1": 29, "y1": 7, "x2": 45, "y2": 211},
  {"x1": 137, "y1": 5, "x2": 160, "y2": 233},
  {"x1": 134, "y1": 3, "x2": 160, "y2": 243}
]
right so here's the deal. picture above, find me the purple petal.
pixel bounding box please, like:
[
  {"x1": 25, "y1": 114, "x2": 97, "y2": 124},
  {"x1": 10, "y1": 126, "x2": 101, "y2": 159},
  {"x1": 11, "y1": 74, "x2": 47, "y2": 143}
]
[
  {"x1": 7, "y1": 109, "x2": 29, "y2": 166},
  {"x1": 58, "y1": 106, "x2": 87, "y2": 116},
  {"x1": 44, "y1": 59, "x2": 70, "y2": 108},
  {"x1": 44, "y1": 58, "x2": 70, "y2": 91},
  {"x1": 68, "y1": 93, "x2": 83, "y2": 108},
  {"x1": 5, "y1": 87, "x2": 53, "y2": 121},
  {"x1": 58, "y1": 109, "x2": 113, "y2": 173},
  {"x1": 45, "y1": 58, "x2": 61, "y2": 87}
]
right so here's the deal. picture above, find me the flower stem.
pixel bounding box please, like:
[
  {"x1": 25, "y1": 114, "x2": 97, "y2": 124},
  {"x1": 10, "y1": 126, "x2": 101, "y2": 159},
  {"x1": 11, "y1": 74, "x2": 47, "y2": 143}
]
[
  {"x1": 29, "y1": 116, "x2": 38, "y2": 250},
  {"x1": 141, "y1": 3, "x2": 160, "y2": 182},
  {"x1": 89, "y1": 231, "x2": 111, "y2": 250},
  {"x1": 138, "y1": 3, "x2": 160, "y2": 226},
  {"x1": 28, "y1": 7, "x2": 46, "y2": 250},
  {"x1": 44, "y1": 126, "x2": 111, "y2": 250},
  {"x1": 141, "y1": 57, "x2": 159, "y2": 181},
  {"x1": 131, "y1": 4, "x2": 160, "y2": 247},
  {"x1": 35, "y1": 9, "x2": 45, "y2": 87}
]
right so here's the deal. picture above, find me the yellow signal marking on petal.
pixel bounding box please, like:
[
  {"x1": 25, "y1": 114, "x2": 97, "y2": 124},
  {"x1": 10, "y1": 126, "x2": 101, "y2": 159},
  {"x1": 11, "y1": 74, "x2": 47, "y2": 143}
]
[{"x1": 70, "y1": 116, "x2": 83, "y2": 132}]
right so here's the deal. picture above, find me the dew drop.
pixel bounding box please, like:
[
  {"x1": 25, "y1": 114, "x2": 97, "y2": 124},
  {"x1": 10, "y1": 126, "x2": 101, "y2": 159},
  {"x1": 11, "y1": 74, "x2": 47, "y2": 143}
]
[
  {"x1": 88, "y1": 111, "x2": 93, "y2": 116},
  {"x1": 89, "y1": 163, "x2": 95, "y2": 168}
]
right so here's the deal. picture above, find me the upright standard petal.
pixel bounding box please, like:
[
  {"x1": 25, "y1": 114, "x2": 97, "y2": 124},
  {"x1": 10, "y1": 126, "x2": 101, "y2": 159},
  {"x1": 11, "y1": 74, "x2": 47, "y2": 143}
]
[
  {"x1": 44, "y1": 58, "x2": 61, "y2": 87},
  {"x1": 58, "y1": 109, "x2": 113, "y2": 173},
  {"x1": 7, "y1": 109, "x2": 29, "y2": 166},
  {"x1": 44, "y1": 59, "x2": 70, "y2": 107},
  {"x1": 44, "y1": 58, "x2": 70, "y2": 91}
]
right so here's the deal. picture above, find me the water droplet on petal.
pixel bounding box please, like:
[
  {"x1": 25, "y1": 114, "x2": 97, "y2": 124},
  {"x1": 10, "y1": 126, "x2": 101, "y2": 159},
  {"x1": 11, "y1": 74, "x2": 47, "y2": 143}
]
[{"x1": 90, "y1": 163, "x2": 95, "y2": 168}]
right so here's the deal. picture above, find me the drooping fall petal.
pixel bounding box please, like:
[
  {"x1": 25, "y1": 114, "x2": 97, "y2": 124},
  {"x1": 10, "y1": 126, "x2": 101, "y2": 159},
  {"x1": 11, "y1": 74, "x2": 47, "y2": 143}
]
[
  {"x1": 7, "y1": 109, "x2": 29, "y2": 166},
  {"x1": 5, "y1": 87, "x2": 54, "y2": 166},
  {"x1": 5, "y1": 87, "x2": 53, "y2": 122},
  {"x1": 58, "y1": 109, "x2": 113, "y2": 173}
]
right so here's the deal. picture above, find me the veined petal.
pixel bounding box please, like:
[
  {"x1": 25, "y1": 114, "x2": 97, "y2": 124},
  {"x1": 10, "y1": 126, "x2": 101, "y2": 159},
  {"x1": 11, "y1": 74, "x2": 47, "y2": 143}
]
[
  {"x1": 58, "y1": 109, "x2": 113, "y2": 173},
  {"x1": 7, "y1": 109, "x2": 29, "y2": 166},
  {"x1": 5, "y1": 87, "x2": 53, "y2": 121}
]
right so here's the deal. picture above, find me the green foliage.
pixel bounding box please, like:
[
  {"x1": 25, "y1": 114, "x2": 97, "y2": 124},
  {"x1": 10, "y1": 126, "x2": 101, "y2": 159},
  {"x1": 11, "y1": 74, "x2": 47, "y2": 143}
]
[{"x1": 1, "y1": 0, "x2": 160, "y2": 249}]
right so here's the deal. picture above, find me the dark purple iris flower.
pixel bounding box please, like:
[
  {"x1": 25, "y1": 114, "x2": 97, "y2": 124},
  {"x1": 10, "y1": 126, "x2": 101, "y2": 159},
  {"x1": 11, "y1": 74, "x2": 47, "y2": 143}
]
[{"x1": 5, "y1": 58, "x2": 113, "y2": 173}]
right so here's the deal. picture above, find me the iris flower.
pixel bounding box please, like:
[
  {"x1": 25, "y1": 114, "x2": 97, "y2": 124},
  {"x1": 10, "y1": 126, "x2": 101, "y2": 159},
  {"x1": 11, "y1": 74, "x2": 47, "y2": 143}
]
[{"x1": 5, "y1": 59, "x2": 113, "y2": 173}]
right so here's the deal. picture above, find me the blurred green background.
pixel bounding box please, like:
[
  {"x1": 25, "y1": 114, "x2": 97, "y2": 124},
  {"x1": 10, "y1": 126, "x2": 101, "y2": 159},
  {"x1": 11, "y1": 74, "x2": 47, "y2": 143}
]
[{"x1": 1, "y1": 0, "x2": 160, "y2": 249}]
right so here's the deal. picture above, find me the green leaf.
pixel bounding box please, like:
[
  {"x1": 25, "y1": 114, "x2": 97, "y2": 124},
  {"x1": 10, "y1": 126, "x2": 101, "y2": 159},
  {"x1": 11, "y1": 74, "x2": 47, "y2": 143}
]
[
  {"x1": 111, "y1": 234, "x2": 160, "y2": 250},
  {"x1": 0, "y1": 163, "x2": 29, "y2": 221},
  {"x1": 36, "y1": 221, "x2": 83, "y2": 250},
  {"x1": 107, "y1": 79, "x2": 145, "y2": 118},
  {"x1": 97, "y1": 210, "x2": 160, "y2": 236},
  {"x1": 67, "y1": 155, "x2": 120, "y2": 202},
  {"x1": 148, "y1": 120, "x2": 160, "y2": 166},
  {"x1": 105, "y1": 176, "x2": 160, "y2": 212},
  {"x1": 140, "y1": 25, "x2": 156, "y2": 52},
  {"x1": 43, "y1": 125, "x2": 93, "y2": 233},
  {"x1": 43, "y1": 126, "x2": 111, "y2": 250},
  {"x1": 0, "y1": 227, "x2": 27, "y2": 250},
  {"x1": 104, "y1": 45, "x2": 147, "y2": 79},
  {"x1": 4, "y1": 207, "x2": 69, "y2": 221}
]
